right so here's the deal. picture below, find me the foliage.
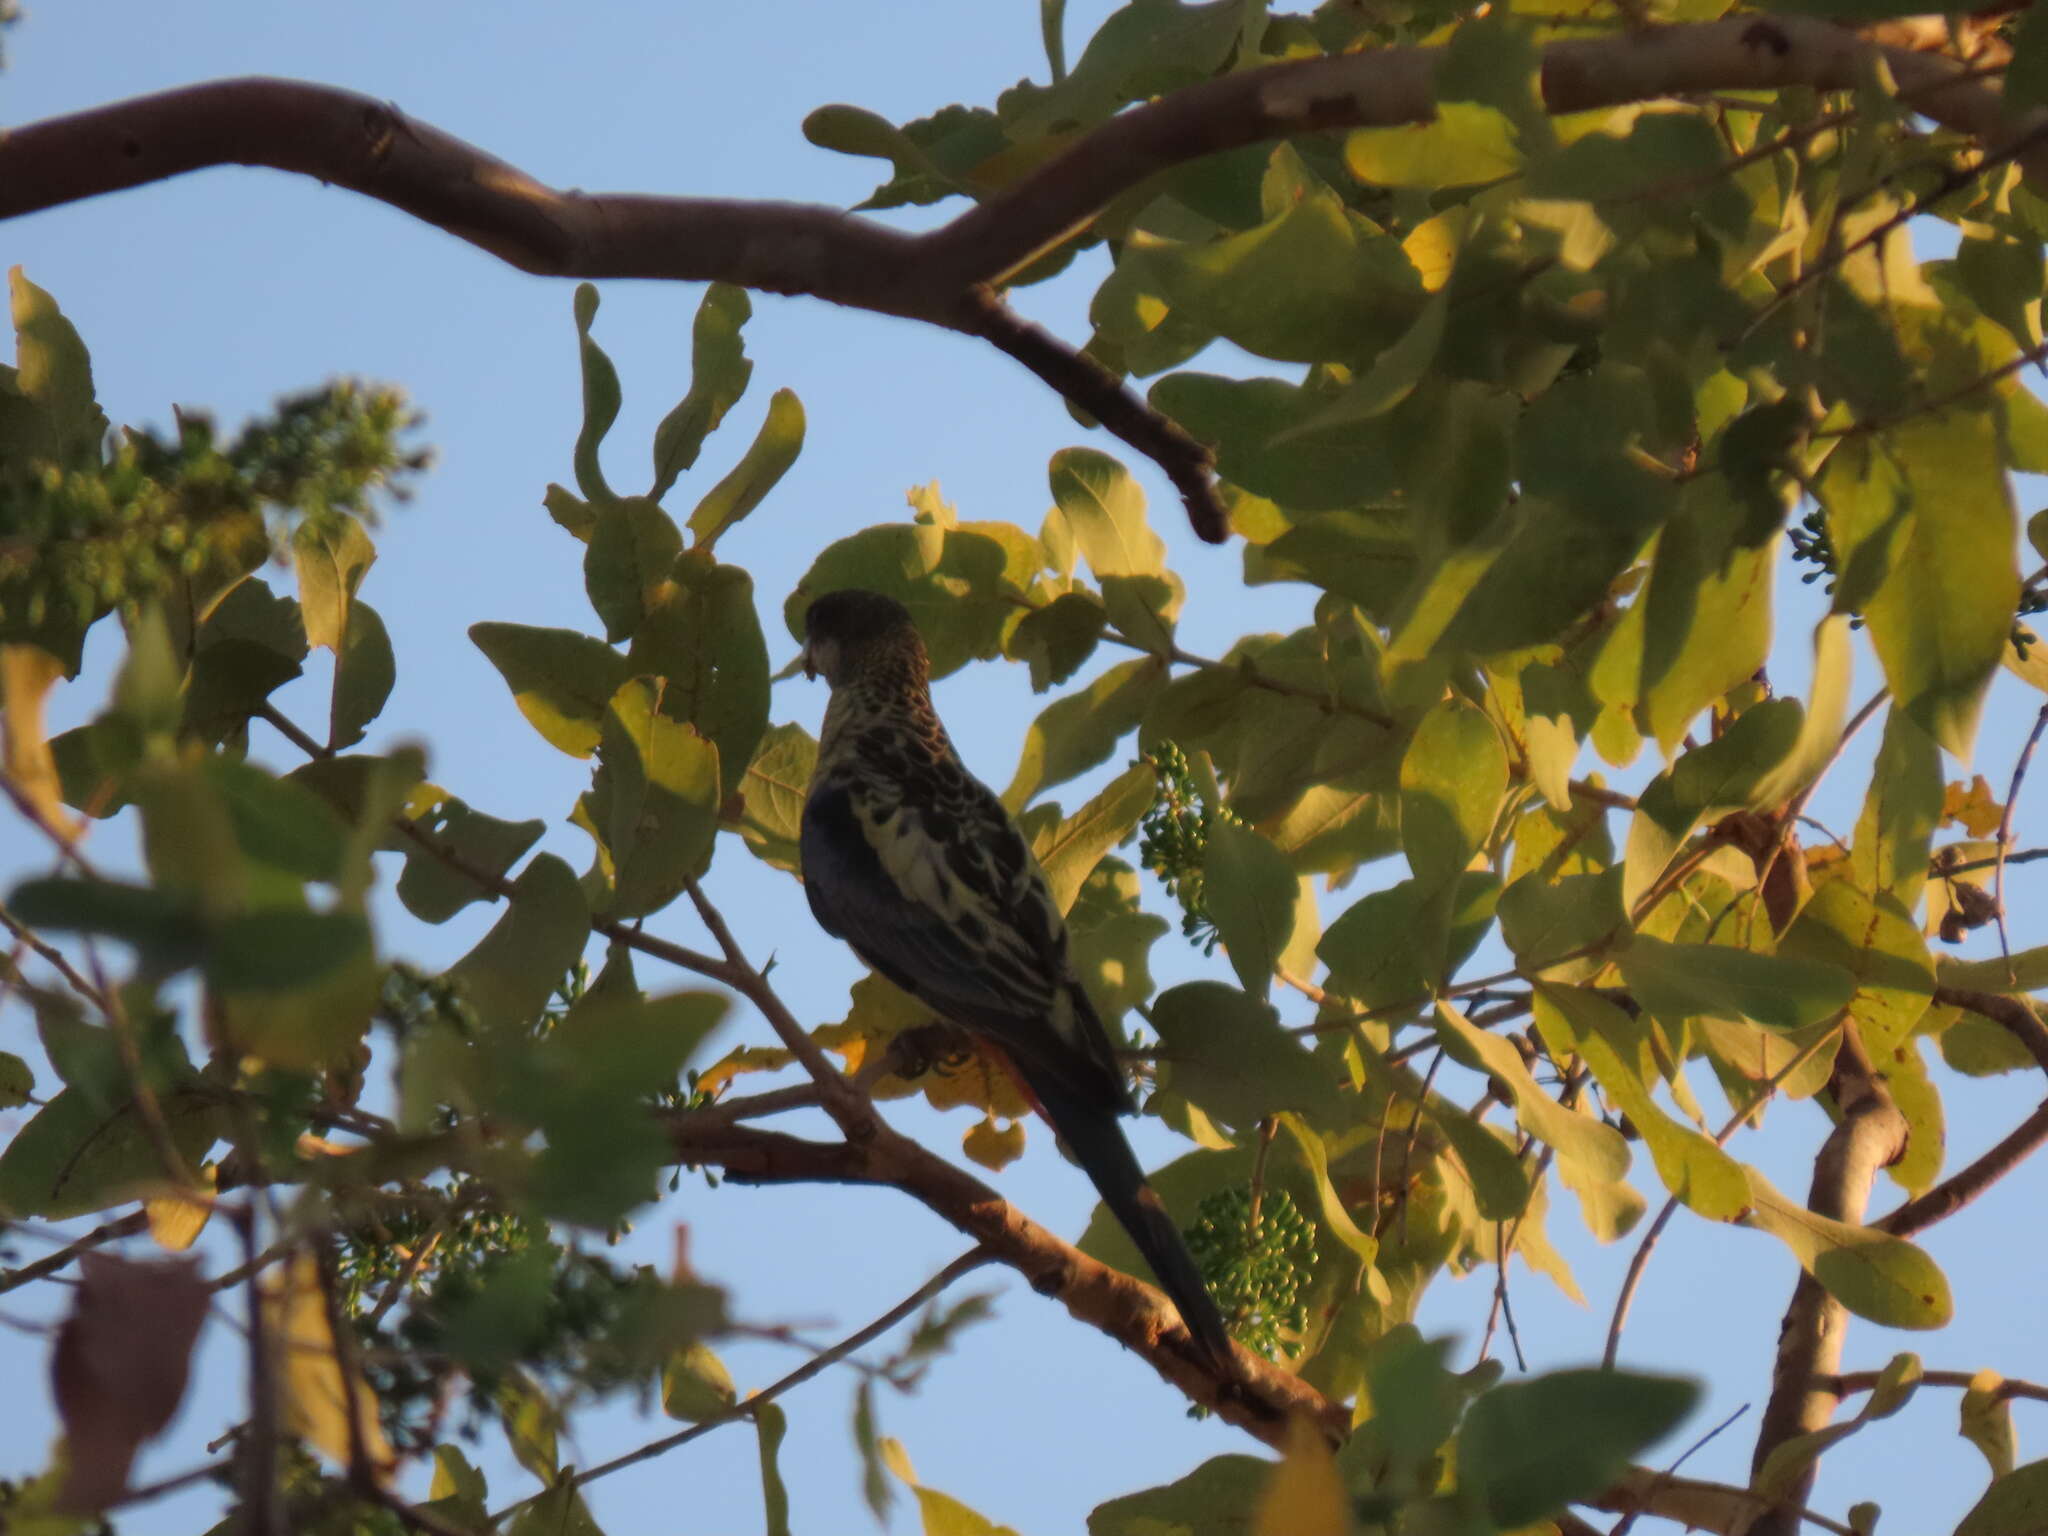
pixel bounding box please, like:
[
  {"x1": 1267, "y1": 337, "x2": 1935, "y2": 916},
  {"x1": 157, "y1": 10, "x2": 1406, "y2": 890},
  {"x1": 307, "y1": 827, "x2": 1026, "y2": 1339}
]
[{"x1": 9, "y1": 2, "x2": 2048, "y2": 1534}]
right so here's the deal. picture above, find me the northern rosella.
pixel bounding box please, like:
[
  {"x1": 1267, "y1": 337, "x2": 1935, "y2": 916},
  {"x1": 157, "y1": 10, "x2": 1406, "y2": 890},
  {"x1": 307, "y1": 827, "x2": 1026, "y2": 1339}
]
[{"x1": 797, "y1": 588, "x2": 1233, "y2": 1367}]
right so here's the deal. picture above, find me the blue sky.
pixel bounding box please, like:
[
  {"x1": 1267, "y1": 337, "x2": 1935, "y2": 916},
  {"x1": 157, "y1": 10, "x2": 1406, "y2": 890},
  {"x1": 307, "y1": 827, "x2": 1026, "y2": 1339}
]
[{"x1": 3, "y1": 4, "x2": 2046, "y2": 1532}]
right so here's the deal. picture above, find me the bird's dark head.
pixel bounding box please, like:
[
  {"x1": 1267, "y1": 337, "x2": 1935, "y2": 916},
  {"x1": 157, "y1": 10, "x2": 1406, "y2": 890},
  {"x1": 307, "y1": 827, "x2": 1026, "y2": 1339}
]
[{"x1": 799, "y1": 588, "x2": 925, "y2": 688}]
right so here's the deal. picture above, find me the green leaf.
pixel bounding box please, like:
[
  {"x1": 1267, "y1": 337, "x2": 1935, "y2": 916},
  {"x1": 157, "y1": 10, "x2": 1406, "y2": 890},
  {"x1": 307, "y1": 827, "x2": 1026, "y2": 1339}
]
[
  {"x1": 1007, "y1": 591, "x2": 1108, "y2": 692},
  {"x1": 627, "y1": 556, "x2": 770, "y2": 802},
  {"x1": 1823, "y1": 416, "x2": 2018, "y2": 756},
  {"x1": 1436, "y1": 1000, "x2": 1631, "y2": 1182},
  {"x1": 1962, "y1": 1369, "x2": 2018, "y2": 1479},
  {"x1": 204, "y1": 909, "x2": 372, "y2": 992},
  {"x1": 1150, "y1": 371, "x2": 1402, "y2": 511},
  {"x1": 1458, "y1": 1369, "x2": 1699, "y2": 1527},
  {"x1": 470, "y1": 622, "x2": 632, "y2": 759},
  {"x1": 1028, "y1": 761, "x2": 1155, "y2": 915},
  {"x1": 1938, "y1": 948, "x2": 2048, "y2": 994},
  {"x1": 183, "y1": 578, "x2": 308, "y2": 742},
  {"x1": 756, "y1": 1400, "x2": 792, "y2": 1536},
  {"x1": 650, "y1": 284, "x2": 754, "y2": 500},
  {"x1": 1088, "y1": 1455, "x2": 1271, "y2": 1536},
  {"x1": 1277, "y1": 293, "x2": 1450, "y2": 436},
  {"x1": 7, "y1": 877, "x2": 203, "y2": 975},
  {"x1": 1274, "y1": 1111, "x2": 1382, "y2": 1269},
  {"x1": 1618, "y1": 935, "x2": 1855, "y2": 1032},
  {"x1": 600, "y1": 678, "x2": 722, "y2": 917},
  {"x1": 1009, "y1": 0, "x2": 1245, "y2": 137},
  {"x1": 1346, "y1": 103, "x2": 1523, "y2": 189},
  {"x1": 571, "y1": 282, "x2": 622, "y2": 503},
  {"x1": 1317, "y1": 872, "x2": 1498, "y2": 1008},
  {"x1": 584, "y1": 497, "x2": 683, "y2": 643},
  {"x1": 0, "y1": 1084, "x2": 218, "y2": 1219},
  {"x1": 733, "y1": 722, "x2": 816, "y2": 875},
  {"x1": 426, "y1": 1444, "x2": 489, "y2": 1528},
  {"x1": 687, "y1": 387, "x2": 805, "y2": 550},
  {"x1": 493, "y1": 1370, "x2": 562, "y2": 1484},
  {"x1": 2007, "y1": 1, "x2": 2048, "y2": 119},
  {"x1": 1429, "y1": 1101, "x2": 1531, "y2": 1220},
  {"x1": 1003, "y1": 656, "x2": 1166, "y2": 809},
  {"x1": 292, "y1": 514, "x2": 376, "y2": 654},
  {"x1": 1048, "y1": 447, "x2": 1166, "y2": 578},
  {"x1": 1636, "y1": 502, "x2": 1775, "y2": 751},
  {"x1": 397, "y1": 795, "x2": 547, "y2": 923},
  {"x1": 1201, "y1": 820, "x2": 1300, "y2": 997},
  {"x1": 1778, "y1": 880, "x2": 1932, "y2": 1058},
  {"x1": 1537, "y1": 986, "x2": 1749, "y2": 1220},
  {"x1": 1851, "y1": 706, "x2": 1942, "y2": 912},
  {"x1": 1744, "y1": 1168, "x2": 1952, "y2": 1328},
  {"x1": 802, "y1": 104, "x2": 969, "y2": 210},
  {"x1": 442, "y1": 854, "x2": 590, "y2": 1033},
  {"x1": 520, "y1": 990, "x2": 725, "y2": 1225},
  {"x1": 789, "y1": 520, "x2": 1036, "y2": 678},
  {"x1": 1400, "y1": 697, "x2": 1506, "y2": 893},
  {"x1": 0, "y1": 1052, "x2": 32, "y2": 1109},
  {"x1": 507, "y1": 1479, "x2": 603, "y2": 1536},
  {"x1": 1495, "y1": 866, "x2": 1624, "y2": 980},
  {"x1": 661, "y1": 1340, "x2": 737, "y2": 1421},
  {"x1": 1151, "y1": 982, "x2": 1334, "y2": 1128},
  {"x1": 328, "y1": 597, "x2": 394, "y2": 750},
  {"x1": 1955, "y1": 1459, "x2": 2048, "y2": 1536},
  {"x1": 7, "y1": 267, "x2": 105, "y2": 467},
  {"x1": 1067, "y1": 858, "x2": 1169, "y2": 1028},
  {"x1": 1130, "y1": 188, "x2": 1425, "y2": 364}
]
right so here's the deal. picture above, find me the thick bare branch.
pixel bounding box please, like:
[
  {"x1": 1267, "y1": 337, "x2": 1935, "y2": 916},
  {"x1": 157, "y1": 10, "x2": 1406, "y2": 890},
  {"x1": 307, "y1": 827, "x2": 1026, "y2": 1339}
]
[
  {"x1": 664, "y1": 1112, "x2": 1332, "y2": 1445},
  {"x1": 1747, "y1": 1026, "x2": 1908, "y2": 1536},
  {"x1": 2, "y1": 18, "x2": 2035, "y2": 543},
  {"x1": 1877, "y1": 1097, "x2": 2048, "y2": 1237}
]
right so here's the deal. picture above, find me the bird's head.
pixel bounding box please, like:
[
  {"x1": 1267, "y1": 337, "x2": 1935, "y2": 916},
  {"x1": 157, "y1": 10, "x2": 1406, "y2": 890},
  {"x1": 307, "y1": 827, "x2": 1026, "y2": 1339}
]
[{"x1": 798, "y1": 588, "x2": 925, "y2": 688}]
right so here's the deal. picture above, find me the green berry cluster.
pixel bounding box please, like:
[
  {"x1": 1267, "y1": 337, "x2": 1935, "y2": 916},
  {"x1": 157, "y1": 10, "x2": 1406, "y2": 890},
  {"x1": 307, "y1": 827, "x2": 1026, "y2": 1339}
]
[
  {"x1": 378, "y1": 963, "x2": 479, "y2": 1043},
  {"x1": 1184, "y1": 1186, "x2": 1317, "y2": 1359},
  {"x1": 0, "y1": 382, "x2": 427, "y2": 651},
  {"x1": 1793, "y1": 502, "x2": 2046, "y2": 657},
  {"x1": 1134, "y1": 741, "x2": 1241, "y2": 954},
  {"x1": 1786, "y1": 506, "x2": 1839, "y2": 601}
]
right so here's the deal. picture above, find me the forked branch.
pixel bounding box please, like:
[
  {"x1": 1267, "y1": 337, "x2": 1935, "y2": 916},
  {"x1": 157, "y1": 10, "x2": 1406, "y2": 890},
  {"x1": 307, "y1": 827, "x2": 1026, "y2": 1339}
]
[{"x1": 1, "y1": 15, "x2": 2036, "y2": 541}]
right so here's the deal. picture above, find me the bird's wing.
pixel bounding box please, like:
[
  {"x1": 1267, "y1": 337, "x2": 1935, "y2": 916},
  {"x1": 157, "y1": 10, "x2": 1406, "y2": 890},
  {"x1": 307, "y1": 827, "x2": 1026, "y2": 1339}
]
[{"x1": 801, "y1": 769, "x2": 1126, "y2": 1109}]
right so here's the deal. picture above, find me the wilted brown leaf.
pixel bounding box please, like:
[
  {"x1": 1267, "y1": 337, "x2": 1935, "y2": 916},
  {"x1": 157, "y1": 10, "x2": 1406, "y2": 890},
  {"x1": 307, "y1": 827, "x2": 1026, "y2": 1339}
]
[{"x1": 51, "y1": 1252, "x2": 209, "y2": 1511}]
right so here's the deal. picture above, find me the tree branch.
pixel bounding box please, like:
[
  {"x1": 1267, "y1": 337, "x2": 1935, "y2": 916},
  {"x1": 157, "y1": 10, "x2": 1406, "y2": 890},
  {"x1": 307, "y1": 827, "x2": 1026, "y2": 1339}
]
[
  {"x1": 488, "y1": 1247, "x2": 994, "y2": 1523},
  {"x1": 1933, "y1": 985, "x2": 2048, "y2": 1078},
  {"x1": 2, "y1": 19, "x2": 2033, "y2": 543},
  {"x1": 664, "y1": 1113, "x2": 1334, "y2": 1445},
  {"x1": 1747, "y1": 1024, "x2": 1907, "y2": 1536},
  {"x1": 1876, "y1": 1096, "x2": 2048, "y2": 1237},
  {"x1": 0, "y1": 1210, "x2": 150, "y2": 1296},
  {"x1": 1818, "y1": 1367, "x2": 2048, "y2": 1404}
]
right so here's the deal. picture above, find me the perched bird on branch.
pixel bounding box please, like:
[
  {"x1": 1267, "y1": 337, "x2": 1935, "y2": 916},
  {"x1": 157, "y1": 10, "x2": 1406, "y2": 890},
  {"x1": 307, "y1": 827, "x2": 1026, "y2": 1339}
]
[{"x1": 797, "y1": 588, "x2": 1233, "y2": 1368}]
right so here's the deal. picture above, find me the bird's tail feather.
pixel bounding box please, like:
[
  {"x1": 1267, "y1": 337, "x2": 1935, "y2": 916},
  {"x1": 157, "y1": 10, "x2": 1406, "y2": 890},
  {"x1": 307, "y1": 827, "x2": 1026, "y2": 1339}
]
[{"x1": 1032, "y1": 1077, "x2": 1234, "y2": 1368}]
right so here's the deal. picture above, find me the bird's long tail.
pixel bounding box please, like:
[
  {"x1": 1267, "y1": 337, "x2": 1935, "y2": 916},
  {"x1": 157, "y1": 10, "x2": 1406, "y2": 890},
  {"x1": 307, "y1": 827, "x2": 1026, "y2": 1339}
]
[{"x1": 1029, "y1": 1075, "x2": 1235, "y2": 1369}]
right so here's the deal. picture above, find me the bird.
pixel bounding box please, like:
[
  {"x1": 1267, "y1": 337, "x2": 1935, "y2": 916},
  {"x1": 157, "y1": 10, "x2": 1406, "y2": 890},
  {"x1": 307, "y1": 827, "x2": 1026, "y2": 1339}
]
[{"x1": 796, "y1": 587, "x2": 1234, "y2": 1368}]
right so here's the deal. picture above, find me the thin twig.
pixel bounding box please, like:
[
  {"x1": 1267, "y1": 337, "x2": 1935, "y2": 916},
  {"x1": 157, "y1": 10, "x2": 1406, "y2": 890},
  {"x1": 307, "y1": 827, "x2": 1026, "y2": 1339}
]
[
  {"x1": 0, "y1": 767, "x2": 105, "y2": 878},
  {"x1": 236, "y1": 1204, "x2": 281, "y2": 1536},
  {"x1": 1608, "y1": 1401, "x2": 1752, "y2": 1536},
  {"x1": 1819, "y1": 1368, "x2": 2048, "y2": 1403},
  {"x1": 487, "y1": 1247, "x2": 994, "y2": 1523},
  {"x1": 1938, "y1": 846, "x2": 2048, "y2": 878},
  {"x1": 1993, "y1": 703, "x2": 2048, "y2": 959},
  {"x1": 1877, "y1": 1097, "x2": 2048, "y2": 1237},
  {"x1": 0, "y1": 899, "x2": 108, "y2": 1008},
  {"x1": 0, "y1": 1210, "x2": 150, "y2": 1295}
]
